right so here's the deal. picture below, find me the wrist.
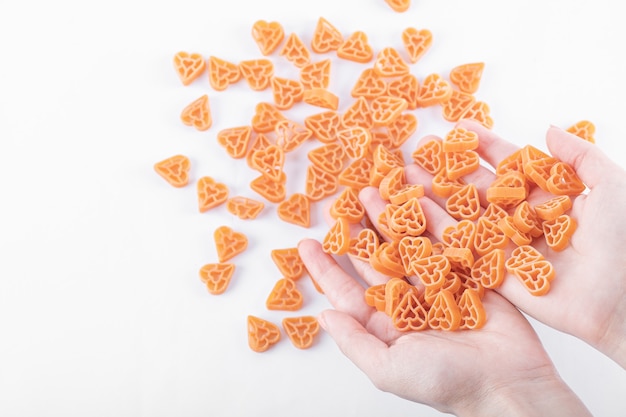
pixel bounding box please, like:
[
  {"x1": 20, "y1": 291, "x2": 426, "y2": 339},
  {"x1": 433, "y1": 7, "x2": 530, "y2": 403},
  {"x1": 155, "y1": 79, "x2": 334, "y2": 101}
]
[
  {"x1": 455, "y1": 372, "x2": 592, "y2": 417},
  {"x1": 594, "y1": 300, "x2": 626, "y2": 369}
]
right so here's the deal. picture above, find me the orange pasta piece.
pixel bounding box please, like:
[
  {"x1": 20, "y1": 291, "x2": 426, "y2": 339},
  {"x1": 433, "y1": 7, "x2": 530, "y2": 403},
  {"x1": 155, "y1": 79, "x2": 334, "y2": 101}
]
[
  {"x1": 471, "y1": 248, "x2": 505, "y2": 289},
  {"x1": 445, "y1": 150, "x2": 480, "y2": 180},
  {"x1": 442, "y1": 89, "x2": 476, "y2": 122},
  {"x1": 523, "y1": 156, "x2": 559, "y2": 192},
  {"x1": 498, "y1": 216, "x2": 532, "y2": 246},
  {"x1": 246, "y1": 133, "x2": 273, "y2": 168},
  {"x1": 271, "y1": 247, "x2": 307, "y2": 281},
  {"x1": 385, "y1": 0, "x2": 411, "y2": 12},
  {"x1": 417, "y1": 73, "x2": 453, "y2": 107},
  {"x1": 427, "y1": 289, "x2": 461, "y2": 331},
  {"x1": 505, "y1": 245, "x2": 545, "y2": 271},
  {"x1": 546, "y1": 161, "x2": 586, "y2": 195},
  {"x1": 304, "y1": 111, "x2": 340, "y2": 144},
  {"x1": 370, "y1": 242, "x2": 406, "y2": 278},
  {"x1": 513, "y1": 201, "x2": 542, "y2": 236},
  {"x1": 322, "y1": 217, "x2": 351, "y2": 255},
  {"x1": 386, "y1": 73, "x2": 420, "y2": 110},
  {"x1": 277, "y1": 193, "x2": 311, "y2": 228},
  {"x1": 509, "y1": 260, "x2": 555, "y2": 297},
  {"x1": 239, "y1": 59, "x2": 274, "y2": 90},
  {"x1": 443, "y1": 127, "x2": 479, "y2": 153},
  {"x1": 496, "y1": 148, "x2": 525, "y2": 177},
  {"x1": 365, "y1": 283, "x2": 387, "y2": 312},
  {"x1": 217, "y1": 125, "x2": 253, "y2": 159},
  {"x1": 386, "y1": 113, "x2": 418, "y2": 148},
  {"x1": 250, "y1": 172, "x2": 287, "y2": 203},
  {"x1": 282, "y1": 316, "x2": 320, "y2": 349},
  {"x1": 305, "y1": 164, "x2": 339, "y2": 201},
  {"x1": 303, "y1": 88, "x2": 339, "y2": 111},
  {"x1": 432, "y1": 171, "x2": 466, "y2": 198},
  {"x1": 337, "y1": 31, "x2": 374, "y2": 63},
  {"x1": 444, "y1": 247, "x2": 475, "y2": 272},
  {"x1": 379, "y1": 166, "x2": 406, "y2": 201},
  {"x1": 197, "y1": 176, "x2": 229, "y2": 212},
  {"x1": 459, "y1": 101, "x2": 494, "y2": 129},
  {"x1": 349, "y1": 228, "x2": 380, "y2": 262},
  {"x1": 251, "y1": 102, "x2": 285, "y2": 133},
  {"x1": 389, "y1": 184, "x2": 424, "y2": 206},
  {"x1": 181, "y1": 94, "x2": 212, "y2": 131},
  {"x1": 266, "y1": 278, "x2": 303, "y2": 311},
  {"x1": 330, "y1": 187, "x2": 365, "y2": 223},
  {"x1": 370, "y1": 96, "x2": 408, "y2": 126},
  {"x1": 392, "y1": 290, "x2": 429, "y2": 331},
  {"x1": 398, "y1": 236, "x2": 432, "y2": 275},
  {"x1": 280, "y1": 33, "x2": 311, "y2": 68},
  {"x1": 247, "y1": 315, "x2": 281, "y2": 353},
  {"x1": 300, "y1": 59, "x2": 331, "y2": 90},
  {"x1": 457, "y1": 288, "x2": 486, "y2": 330},
  {"x1": 411, "y1": 254, "x2": 451, "y2": 290},
  {"x1": 271, "y1": 77, "x2": 304, "y2": 110},
  {"x1": 446, "y1": 183, "x2": 481, "y2": 221},
  {"x1": 542, "y1": 214, "x2": 577, "y2": 251},
  {"x1": 199, "y1": 263, "x2": 235, "y2": 295},
  {"x1": 338, "y1": 157, "x2": 374, "y2": 190},
  {"x1": 486, "y1": 171, "x2": 528, "y2": 209},
  {"x1": 412, "y1": 138, "x2": 444, "y2": 175},
  {"x1": 352, "y1": 68, "x2": 387, "y2": 99},
  {"x1": 388, "y1": 197, "x2": 427, "y2": 238},
  {"x1": 251, "y1": 20, "x2": 284, "y2": 56},
  {"x1": 249, "y1": 144, "x2": 285, "y2": 182},
  {"x1": 384, "y1": 278, "x2": 414, "y2": 316},
  {"x1": 173, "y1": 51, "x2": 206, "y2": 86},
  {"x1": 373, "y1": 47, "x2": 410, "y2": 77},
  {"x1": 208, "y1": 56, "x2": 241, "y2": 91},
  {"x1": 226, "y1": 197, "x2": 264, "y2": 220},
  {"x1": 275, "y1": 119, "x2": 312, "y2": 153},
  {"x1": 337, "y1": 126, "x2": 371, "y2": 160},
  {"x1": 214, "y1": 225, "x2": 248, "y2": 263},
  {"x1": 442, "y1": 219, "x2": 476, "y2": 250},
  {"x1": 473, "y1": 217, "x2": 509, "y2": 256},
  {"x1": 341, "y1": 96, "x2": 374, "y2": 129},
  {"x1": 154, "y1": 154, "x2": 191, "y2": 188},
  {"x1": 449, "y1": 62, "x2": 485, "y2": 94},
  {"x1": 534, "y1": 195, "x2": 572, "y2": 221},
  {"x1": 481, "y1": 203, "x2": 508, "y2": 224},
  {"x1": 307, "y1": 143, "x2": 345, "y2": 175},
  {"x1": 566, "y1": 120, "x2": 596, "y2": 143},
  {"x1": 311, "y1": 17, "x2": 343, "y2": 53},
  {"x1": 373, "y1": 143, "x2": 405, "y2": 174},
  {"x1": 401, "y1": 27, "x2": 432, "y2": 64}
]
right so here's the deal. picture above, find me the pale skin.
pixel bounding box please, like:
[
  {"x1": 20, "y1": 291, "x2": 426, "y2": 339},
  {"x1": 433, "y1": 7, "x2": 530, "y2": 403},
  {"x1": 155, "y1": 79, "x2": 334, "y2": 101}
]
[{"x1": 298, "y1": 119, "x2": 626, "y2": 416}]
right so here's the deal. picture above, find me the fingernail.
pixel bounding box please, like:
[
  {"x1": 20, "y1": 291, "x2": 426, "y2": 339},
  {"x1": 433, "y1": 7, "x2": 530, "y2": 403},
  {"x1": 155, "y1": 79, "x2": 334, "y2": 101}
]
[{"x1": 317, "y1": 312, "x2": 328, "y2": 331}]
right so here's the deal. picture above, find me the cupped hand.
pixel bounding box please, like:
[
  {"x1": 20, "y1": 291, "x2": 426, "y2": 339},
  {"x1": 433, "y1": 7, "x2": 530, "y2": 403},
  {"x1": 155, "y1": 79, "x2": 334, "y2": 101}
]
[
  {"x1": 405, "y1": 119, "x2": 626, "y2": 368},
  {"x1": 298, "y1": 199, "x2": 590, "y2": 416}
]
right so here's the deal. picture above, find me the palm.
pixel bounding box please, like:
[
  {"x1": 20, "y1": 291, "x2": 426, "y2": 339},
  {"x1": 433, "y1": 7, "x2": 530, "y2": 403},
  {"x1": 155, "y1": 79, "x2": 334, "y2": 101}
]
[
  {"x1": 298, "y1": 239, "x2": 556, "y2": 413},
  {"x1": 497, "y1": 172, "x2": 626, "y2": 348}
]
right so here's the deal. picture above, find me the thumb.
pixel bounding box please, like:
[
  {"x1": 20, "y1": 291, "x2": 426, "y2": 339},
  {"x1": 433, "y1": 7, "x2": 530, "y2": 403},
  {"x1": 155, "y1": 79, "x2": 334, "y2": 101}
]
[{"x1": 546, "y1": 126, "x2": 618, "y2": 188}]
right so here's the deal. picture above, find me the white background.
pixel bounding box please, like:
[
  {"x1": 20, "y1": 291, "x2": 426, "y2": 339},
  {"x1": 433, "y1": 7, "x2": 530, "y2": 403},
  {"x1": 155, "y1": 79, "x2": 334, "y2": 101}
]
[{"x1": 1, "y1": 0, "x2": 625, "y2": 416}]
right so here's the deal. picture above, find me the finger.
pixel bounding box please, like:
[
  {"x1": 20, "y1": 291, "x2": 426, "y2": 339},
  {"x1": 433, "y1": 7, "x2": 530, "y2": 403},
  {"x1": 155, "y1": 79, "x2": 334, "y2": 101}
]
[
  {"x1": 456, "y1": 119, "x2": 520, "y2": 170},
  {"x1": 318, "y1": 309, "x2": 391, "y2": 377},
  {"x1": 545, "y1": 125, "x2": 618, "y2": 188},
  {"x1": 359, "y1": 186, "x2": 392, "y2": 241},
  {"x1": 404, "y1": 163, "x2": 443, "y2": 205},
  {"x1": 298, "y1": 238, "x2": 373, "y2": 324},
  {"x1": 419, "y1": 197, "x2": 457, "y2": 241}
]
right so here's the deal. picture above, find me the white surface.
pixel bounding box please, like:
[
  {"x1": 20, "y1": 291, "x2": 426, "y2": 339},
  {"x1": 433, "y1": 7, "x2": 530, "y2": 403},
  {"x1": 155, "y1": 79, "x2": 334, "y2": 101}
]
[{"x1": 1, "y1": 0, "x2": 625, "y2": 416}]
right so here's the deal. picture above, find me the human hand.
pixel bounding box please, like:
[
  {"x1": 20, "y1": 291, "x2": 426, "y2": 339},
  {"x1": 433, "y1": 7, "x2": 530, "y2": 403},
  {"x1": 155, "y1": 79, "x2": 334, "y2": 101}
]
[
  {"x1": 299, "y1": 235, "x2": 590, "y2": 415},
  {"x1": 405, "y1": 119, "x2": 626, "y2": 368}
]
